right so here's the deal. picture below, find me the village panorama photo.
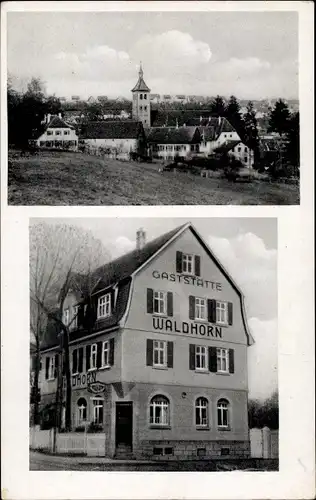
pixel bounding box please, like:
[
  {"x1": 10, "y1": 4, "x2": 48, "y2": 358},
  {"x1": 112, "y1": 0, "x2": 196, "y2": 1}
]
[
  {"x1": 29, "y1": 217, "x2": 278, "y2": 471},
  {"x1": 6, "y1": 9, "x2": 299, "y2": 205}
]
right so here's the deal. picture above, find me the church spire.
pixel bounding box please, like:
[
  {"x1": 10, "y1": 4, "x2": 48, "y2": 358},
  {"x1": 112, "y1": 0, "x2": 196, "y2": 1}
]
[{"x1": 139, "y1": 61, "x2": 143, "y2": 79}]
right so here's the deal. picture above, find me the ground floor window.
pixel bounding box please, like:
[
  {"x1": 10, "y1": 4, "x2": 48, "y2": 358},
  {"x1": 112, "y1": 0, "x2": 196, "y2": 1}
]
[
  {"x1": 92, "y1": 397, "x2": 104, "y2": 425},
  {"x1": 217, "y1": 398, "x2": 230, "y2": 428},
  {"x1": 150, "y1": 395, "x2": 170, "y2": 426},
  {"x1": 77, "y1": 397, "x2": 87, "y2": 425},
  {"x1": 195, "y1": 397, "x2": 209, "y2": 427}
]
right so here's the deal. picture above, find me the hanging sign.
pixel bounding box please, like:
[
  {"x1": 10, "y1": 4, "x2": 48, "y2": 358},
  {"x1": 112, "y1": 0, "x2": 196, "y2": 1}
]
[{"x1": 87, "y1": 381, "x2": 107, "y2": 394}]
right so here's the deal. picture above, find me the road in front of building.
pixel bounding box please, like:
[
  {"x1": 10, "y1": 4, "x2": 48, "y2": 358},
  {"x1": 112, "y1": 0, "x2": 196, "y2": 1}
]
[{"x1": 30, "y1": 451, "x2": 278, "y2": 471}]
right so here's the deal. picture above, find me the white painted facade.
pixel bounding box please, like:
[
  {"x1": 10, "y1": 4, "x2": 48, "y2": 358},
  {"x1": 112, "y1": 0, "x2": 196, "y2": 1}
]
[
  {"x1": 36, "y1": 127, "x2": 78, "y2": 150},
  {"x1": 200, "y1": 131, "x2": 241, "y2": 156},
  {"x1": 227, "y1": 142, "x2": 254, "y2": 169},
  {"x1": 152, "y1": 143, "x2": 199, "y2": 161}
]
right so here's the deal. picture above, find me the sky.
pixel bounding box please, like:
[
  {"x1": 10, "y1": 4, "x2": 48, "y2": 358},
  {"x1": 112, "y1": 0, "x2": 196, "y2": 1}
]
[
  {"x1": 32, "y1": 217, "x2": 278, "y2": 400},
  {"x1": 7, "y1": 10, "x2": 298, "y2": 99}
]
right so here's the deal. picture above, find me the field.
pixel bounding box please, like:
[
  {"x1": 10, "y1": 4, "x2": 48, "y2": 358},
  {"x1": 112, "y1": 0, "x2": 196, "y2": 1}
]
[{"x1": 8, "y1": 151, "x2": 299, "y2": 205}]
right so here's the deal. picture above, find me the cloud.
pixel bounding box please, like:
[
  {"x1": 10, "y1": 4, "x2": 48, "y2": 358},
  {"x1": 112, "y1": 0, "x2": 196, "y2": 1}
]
[
  {"x1": 113, "y1": 236, "x2": 135, "y2": 256},
  {"x1": 208, "y1": 233, "x2": 277, "y2": 321},
  {"x1": 248, "y1": 317, "x2": 278, "y2": 400}
]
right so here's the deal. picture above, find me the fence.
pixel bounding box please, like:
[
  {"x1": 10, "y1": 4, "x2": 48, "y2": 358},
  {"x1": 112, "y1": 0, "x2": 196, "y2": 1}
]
[
  {"x1": 250, "y1": 427, "x2": 279, "y2": 459},
  {"x1": 30, "y1": 426, "x2": 106, "y2": 456}
]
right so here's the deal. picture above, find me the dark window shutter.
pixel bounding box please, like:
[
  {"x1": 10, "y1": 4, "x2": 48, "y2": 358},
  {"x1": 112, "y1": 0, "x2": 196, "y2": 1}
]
[
  {"x1": 176, "y1": 251, "x2": 183, "y2": 273},
  {"x1": 72, "y1": 349, "x2": 78, "y2": 374},
  {"x1": 96, "y1": 341, "x2": 102, "y2": 368},
  {"x1": 167, "y1": 341, "x2": 174, "y2": 368},
  {"x1": 209, "y1": 347, "x2": 217, "y2": 372},
  {"x1": 86, "y1": 345, "x2": 91, "y2": 371},
  {"x1": 167, "y1": 292, "x2": 173, "y2": 317},
  {"x1": 146, "y1": 339, "x2": 153, "y2": 366},
  {"x1": 45, "y1": 357, "x2": 49, "y2": 380},
  {"x1": 228, "y1": 302, "x2": 233, "y2": 325},
  {"x1": 147, "y1": 288, "x2": 154, "y2": 314},
  {"x1": 78, "y1": 305, "x2": 84, "y2": 327},
  {"x1": 110, "y1": 289, "x2": 115, "y2": 314},
  {"x1": 109, "y1": 338, "x2": 115, "y2": 366},
  {"x1": 92, "y1": 300, "x2": 97, "y2": 322},
  {"x1": 189, "y1": 295, "x2": 195, "y2": 320},
  {"x1": 54, "y1": 353, "x2": 59, "y2": 379},
  {"x1": 189, "y1": 344, "x2": 196, "y2": 370},
  {"x1": 194, "y1": 255, "x2": 201, "y2": 276},
  {"x1": 229, "y1": 349, "x2": 235, "y2": 373},
  {"x1": 78, "y1": 347, "x2": 84, "y2": 373},
  {"x1": 208, "y1": 299, "x2": 217, "y2": 323}
]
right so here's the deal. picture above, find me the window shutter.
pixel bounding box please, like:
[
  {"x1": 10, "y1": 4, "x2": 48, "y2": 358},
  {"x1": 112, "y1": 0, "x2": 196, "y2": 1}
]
[
  {"x1": 167, "y1": 292, "x2": 173, "y2": 317},
  {"x1": 189, "y1": 344, "x2": 196, "y2": 370},
  {"x1": 45, "y1": 357, "x2": 49, "y2": 380},
  {"x1": 110, "y1": 289, "x2": 115, "y2": 314},
  {"x1": 167, "y1": 341, "x2": 174, "y2": 368},
  {"x1": 229, "y1": 349, "x2": 235, "y2": 374},
  {"x1": 96, "y1": 341, "x2": 102, "y2": 368},
  {"x1": 209, "y1": 347, "x2": 217, "y2": 372},
  {"x1": 78, "y1": 305, "x2": 84, "y2": 327},
  {"x1": 78, "y1": 347, "x2": 84, "y2": 373},
  {"x1": 72, "y1": 349, "x2": 78, "y2": 374},
  {"x1": 146, "y1": 339, "x2": 153, "y2": 366},
  {"x1": 147, "y1": 288, "x2": 154, "y2": 314},
  {"x1": 228, "y1": 302, "x2": 233, "y2": 325},
  {"x1": 194, "y1": 255, "x2": 201, "y2": 276},
  {"x1": 189, "y1": 295, "x2": 195, "y2": 320},
  {"x1": 208, "y1": 299, "x2": 217, "y2": 323},
  {"x1": 176, "y1": 251, "x2": 183, "y2": 273},
  {"x1": 109, "y1": 338, "x2": 115, "y2": 366},
  {"x1": 92, "y1": 299, "x2": 98, "y2": 322},
  {"x1": 86, "y1": 345, "x2": 91, "y2": 371},
  {"x1": 54, "y1": 353, "x2": 59, "y2": 379}
]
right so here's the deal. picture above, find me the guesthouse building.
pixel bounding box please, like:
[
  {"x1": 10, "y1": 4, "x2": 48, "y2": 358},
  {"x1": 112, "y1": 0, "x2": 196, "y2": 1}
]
[{"x1": 37, "y1": 223, "x2": 254, "y2": 460}]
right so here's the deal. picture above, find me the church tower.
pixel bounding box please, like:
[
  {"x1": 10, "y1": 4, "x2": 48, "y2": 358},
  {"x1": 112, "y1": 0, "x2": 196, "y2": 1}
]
[{"x1": 131, "y1": 63, "x2": 151, "y2": 128}]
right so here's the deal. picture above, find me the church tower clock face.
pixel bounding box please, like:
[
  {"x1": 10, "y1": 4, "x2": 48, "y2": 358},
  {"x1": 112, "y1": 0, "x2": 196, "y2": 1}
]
[{"x1": 131, "y1": 63, "x2": 151, "y2": 128}]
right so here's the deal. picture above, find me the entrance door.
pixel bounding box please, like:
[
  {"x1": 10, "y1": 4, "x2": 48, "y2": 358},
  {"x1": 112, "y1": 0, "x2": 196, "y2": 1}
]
[{"x1": 115, "y1": 402, "x2": 133, "y2": 449}]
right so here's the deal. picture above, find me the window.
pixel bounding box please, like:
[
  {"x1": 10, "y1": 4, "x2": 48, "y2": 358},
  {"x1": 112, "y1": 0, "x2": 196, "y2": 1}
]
[
  {"x1": 92, "y1": 397, "x2": 104, "y2": 425},
  {"x1": 102, "y1": 341, "x2": 110, "y2": 367},
  {"x1": 216, "y1": 301, "x2": 228, "y2": 325},
  {"x1": 77, "y1": 398, "x2": 87, "y2": 425},
  {"x1": 153, "y1": 340, "x2": 167, "y2": 367},
  {"x1": 139, "y1": 94, "x2": 143, "y2": 100},
  {"x1": 63, "y1": 308, "x2": 69, "y2": 325},
  {"x1": 150, "y1": 395, "x2": 170, "y2": 426},
  {"x1": 244, "y1": 147, "x2": 248, "y2": 152},
  {"x1": 153, "y1": 291, "x2": 166, "y2": 315},
  {"x1": 144, "y1": 94, "x2": 147, "y2": 100},
  {"x1": 244, "y1": 156, "x2": 248, "y2": 163},
  {"x1": 90, "y1": 343, "x2": 97, "y2": 370},
  {"x1": 230, "y1": 134, "x2": 232, "y2": 138},
  {"x1": 190, "y1": 144, "x2": 195, "y2": 151},
  {"x1": 45, "y1": 355, "x2": 56, "y2": 380},
  {"x1": 195, "y1": 297, "x2": 207, "y2": 321},
  {"x1": 195, "y1": 397, "x2": 209, "y2": 427},
  {"x1": 195, "y1": 346, "x2": 208, "y2": 371},
  {"x1": 98, "y1": 294, "x2": 111, "y2": 319},
  {"x1": 72, "y1": 305, "x2": 79, "y2": 329},
  {"x1": 217, "y1": 399, "x2": 230, "y2": 428},
  {"x1": 64, "y1": 130, "x2": 70, "y2": 135},
  {"x1": 238, "y1": 147, "x2": 241, "y2": 152},
  {"x1": 47, "y1": 130, "x2": 53, "y2": 135},
  {"x1": 140, "y1": 106, "x2": 143, "y2": 111},
  {"x1": 144, "y1": 106, "x2": 147, "y2": 111},
  {"x1": 167, "y1": 145, "x2": 173, "y2": 151},
  {"x1": 182, "y1": 253, "x2": 193, "y2": 274},
  {"x1": 55, "y1": 131, "x2": 61, "y2": 135},
  {"x1": 217, "y1": 348, "x2": 229, "y2": 373}
]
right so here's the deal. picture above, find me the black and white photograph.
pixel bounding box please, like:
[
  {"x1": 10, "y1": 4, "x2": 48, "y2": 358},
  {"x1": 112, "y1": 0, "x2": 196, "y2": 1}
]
[
  {"x1": 6, "y1": 9, "x2": 300, "y2": 205},
  {"x1": 29, "y1": 217, "x2": 278, "y2": 471}
]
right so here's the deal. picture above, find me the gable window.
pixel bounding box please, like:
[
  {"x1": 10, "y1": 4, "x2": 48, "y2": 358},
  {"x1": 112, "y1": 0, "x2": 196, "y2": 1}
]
[
  {"x1": 102, "y1": 341, "x2": 110, "y2": 367},
  {"x1": 176, "y1": 251, "x2": 200, "y2": 276},
  {"x1": 90, "y1": 343, "x2": 97, "y2": 370},
  {"x1": 217, "y1": 399, "x2": 230, "y2": 429},
  {"x1": 153, "y1": 340, "x2": 167, "y2": 367},
  {"x1": 238, "y1": 147, "x2": 241, "y2": 152},
  {"x1": 150, "y1": 395, "x2": 170, "y2": 426},
  {"x1": 98, "y1": 294, "x2": 111, "y2": 319},
  {"x1": 217, "y1": 348, "x2": 229, "y2": 373},
  {"x1": 144, "y1": 94, "x2": 147, "y2": 100},
  {"x1": 139, "y1": 94, "x2": 143, "y2": 100},
  {"x1": 216, "y1": 301, "x2": 228, "y2": 325},
  {"x1": 195, "y1": 345, "x2": 208, "y2": 371},
  {"x1": 195, "y1": 397, "x2": 209, "y2": 427},
  {"x1": 147, "y1": 289, "x2": 173, "y2": 317},
  {"x1": 77, "y1": 398, "x2": 87, "y2": 425},
  {"x1": 45, "y1": 354, "x2": 58, "y2": 380},
  {"x1": 63, "y1": 308, "x2": 69, "y2": 325},
  {"x1": 195, "y1": 297, "x2": 207, "y2": 321},
  {"x1": 72, "y1": 305, "x2": 79, "y2": 329},
  {"x1": 92, "y1": 397, "x2": 104, "y2": 425}
]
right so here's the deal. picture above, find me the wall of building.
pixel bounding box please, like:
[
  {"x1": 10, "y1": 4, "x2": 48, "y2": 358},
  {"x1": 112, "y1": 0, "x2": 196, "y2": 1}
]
[
  {"x1": 152, "y1": 144, "x2": 193, "y2": 161},
  {"x1": 83, "y1": 138, "x2": 137, "y2": 153},
  {"x1": 132, "y1": 92, "x2": 151, "y2": 128},
  {"x1": 228, "y1": 143, "x2": 254, "y2": 168},
  {"x1": 37, "y1": 127, "x2": 78, "y2": 150}
]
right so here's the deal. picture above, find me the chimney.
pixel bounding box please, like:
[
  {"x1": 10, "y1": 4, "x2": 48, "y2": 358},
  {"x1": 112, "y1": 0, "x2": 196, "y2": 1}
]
[{"x1": 136, "y1": 228, "x2": 146, "y2": 250}]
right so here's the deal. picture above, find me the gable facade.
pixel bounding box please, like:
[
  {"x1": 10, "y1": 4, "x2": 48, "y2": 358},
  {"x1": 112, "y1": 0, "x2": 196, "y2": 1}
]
[{"x1": 36, "y1": 116, "x2": 78, "y2": 151}]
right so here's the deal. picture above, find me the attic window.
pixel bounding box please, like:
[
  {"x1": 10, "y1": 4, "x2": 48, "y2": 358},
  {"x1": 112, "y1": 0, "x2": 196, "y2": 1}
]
[
  {"x1": 97, "y1": 293, "x2": 111, "y2": 319},
  {"x1": 47, "y1": 130, "x2": 53, "y2": 136}
]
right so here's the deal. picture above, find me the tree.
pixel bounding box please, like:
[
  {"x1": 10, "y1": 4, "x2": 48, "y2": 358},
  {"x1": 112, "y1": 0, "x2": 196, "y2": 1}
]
[
  {"x1": 210, "y1": 95, "x2": 226, "y2": 116},
  {"x1": 225, "y1": 95, "x2": 245, "y2": 138},
  {"x1": 285, "y1": 111, "x2": 300, "y2": 171},
  {"x1": 29, "y1": 222, "x2": 111, "y2": 431},
  {"x1": 248, "y1": 390, "x2": 279, "y2": 429},
  {"x1": 243, "y1": 101, "x2": 260, "y2": 162},
  {"x1": 268, "y1": 99, "x2": 291, "y2": 137}
]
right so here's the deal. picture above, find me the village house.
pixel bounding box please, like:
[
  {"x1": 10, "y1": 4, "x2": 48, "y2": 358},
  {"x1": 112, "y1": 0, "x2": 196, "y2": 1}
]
[
  {"x1": 35, "y1": 114, "x2": 78, "y2": 151},
  {"x1": 185, "y1": 117, "x2": 241, "y2": 155},
  {"x1": 36, "y1": 223, "x2": 254, "y2": 460},
  {"x1": 214, "y1": 140, "x2": 255, "y2": 169},
  {"x1": 79, "y1": 121, "x2": 146, "y2": 160},
  {"x1": 146, "y1": 126, "x2": 201, "y2": 161}
]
